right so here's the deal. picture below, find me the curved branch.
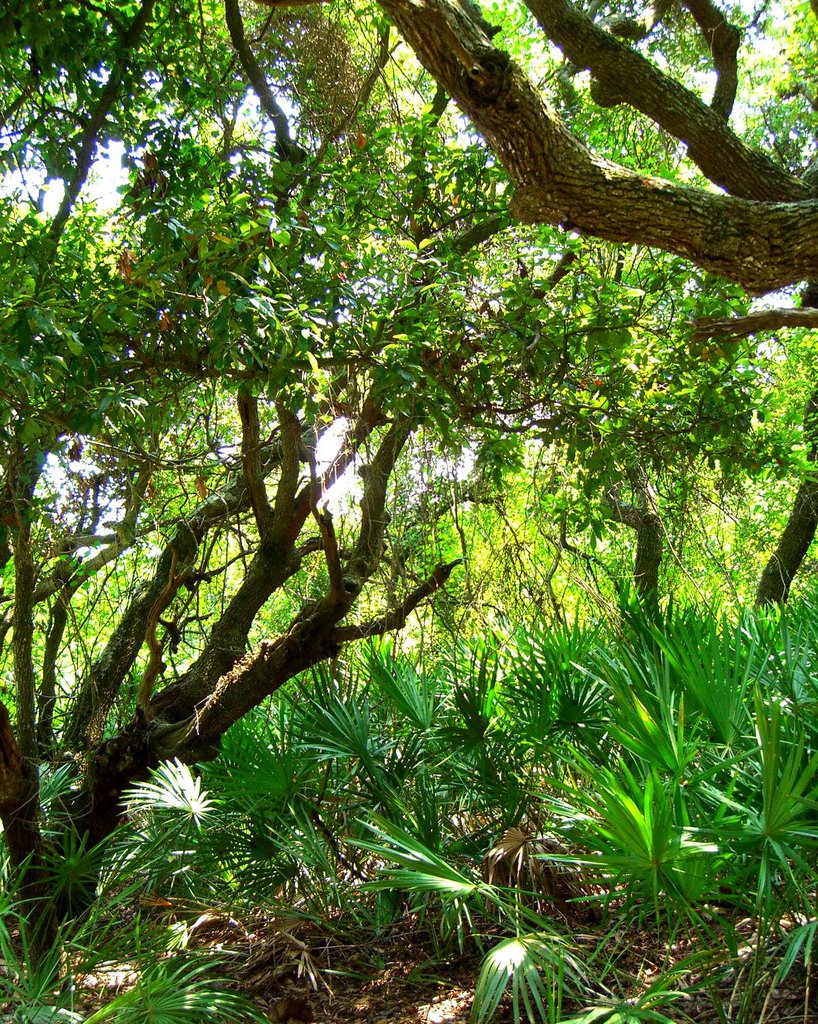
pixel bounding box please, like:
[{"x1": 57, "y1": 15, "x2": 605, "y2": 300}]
[
  {"x1": 680, "y1": 0, "x2": 740, "y2": 119},
  {"x1": 756, "y1": 389, "x2": 818, "y2": 606},
  {"x1": 148, "y1": 400, "x2": 388, "y2": 722},
  {"x1": 347, "y1": 418, "x2": 413, "y2": 579},
  {"x1": 599, "y1": 0, "x2": 671, "y2": 42},
  {"x1": 520, "y1": 0, "x2": 804, "y2": 201},
  {"x1": 224, "y1": 0, "x2": 305, "y2": 162},
  {"x1": 378, "y1": 0, "x2": 818, "y2": 292},
  {"x1": 692, "y1": 307, "x2": 818, "y2": 342},
  {"x1": 603, "y1": 469, "x2": 662, "y2": 596}
]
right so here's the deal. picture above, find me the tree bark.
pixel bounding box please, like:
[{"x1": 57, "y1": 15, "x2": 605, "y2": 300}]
[
  {"x1": 376, "y1": 0, "x2": 818, "y2": 292},
  {"x1": 0, "y1": 704, "x2": 57, "y2": 959},
  {"x1": 1, "y1": 446, "x2": 59, "y2": 960},
  {"x1": 604, "y1": 468, "x2": 663, "y2": 598},
  {"x1": 755, "y1": 389, "x2": 818, "y2": 605}
]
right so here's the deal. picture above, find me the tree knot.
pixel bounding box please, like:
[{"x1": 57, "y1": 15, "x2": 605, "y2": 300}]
[{"x1": 463, "y1": 50, "x2": 511, "y2": 105}]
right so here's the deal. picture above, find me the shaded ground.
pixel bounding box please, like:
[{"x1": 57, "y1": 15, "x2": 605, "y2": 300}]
[
  {"x1": 216, "y1": 907, "x2": 818, "y2": 1023},
  {"x1": 4, "y1": 904, "x2": 817, "y2": 1022}
]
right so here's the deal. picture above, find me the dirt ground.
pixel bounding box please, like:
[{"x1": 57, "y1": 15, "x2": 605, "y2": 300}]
[{"x1": 5, "y1": 906, "x2": 818, "y2": 1023}]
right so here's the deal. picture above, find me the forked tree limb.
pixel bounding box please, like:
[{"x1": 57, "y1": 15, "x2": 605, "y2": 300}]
[
  {"x1": 375, "y1": 0, "x2": 818, "y2": 293},
  {"x1": 521, "y1": 0, "x2": 803, "y2": 202},
  {"x1": 148, "y1": 400, "x2": 393, "y2": 723}
]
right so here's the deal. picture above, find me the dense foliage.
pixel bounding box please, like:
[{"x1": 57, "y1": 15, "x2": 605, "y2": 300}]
[{"x1": 2, "y1": 0, "x2": 818, "y2": 1018}]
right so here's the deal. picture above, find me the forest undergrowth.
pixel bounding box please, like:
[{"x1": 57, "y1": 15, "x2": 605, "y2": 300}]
[{"x1": 3, "y1": 596, "x2": 818, "y2": 1024}]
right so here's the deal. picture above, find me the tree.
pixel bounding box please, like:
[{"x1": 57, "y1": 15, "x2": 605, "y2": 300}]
[
  {"x1": 754, "y1": 387, "x2": 818, "y2": 605},
  {"x1": 377, "y1": 0, "x2": 818, "y2": 600},
  {"x1": 0, "y1": 0, "x2": 501, "y2": 927},
  {"x1": 2, "y1": 0, "x2": 818, "y2": 959},
  {"x1": 603, "y1": 467, "x2": 663, "y2": 599}
]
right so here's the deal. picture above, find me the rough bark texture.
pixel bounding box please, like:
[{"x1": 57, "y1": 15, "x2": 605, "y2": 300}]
[
  {"x1": 693, "y1": 307, "x2": 818, "y2": 342},
  {"x1": 377, "y1": 0, "x2": 818, "y2": 292},
  {"x1": 755, "y1": 390, "x2": 818, "y2": 606},
  {"x1": 0, "y1": 702, "x2": 57, "y2": 956},
  {"x1": 604, "y1": 470, "x2": 663, "y2": 597},
  {"x1": 754, "y1": 478, "x2": 818, "y2": 606}
]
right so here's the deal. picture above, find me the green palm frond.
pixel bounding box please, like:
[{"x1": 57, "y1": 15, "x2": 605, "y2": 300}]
[
  {"x1": 355, "y1": 813, "x2": 486, "y2": 898},
  {"x1": 123, "y1": 759, "x2": 214, "y2": 826},
  {"x1": 545, "y1": 761, "x2": 719, "y2": 911},
  {"x1": 83, "y1": 956, "x2": 266, "y2": 1023},
  {"x1": 366, "y1": 639, "x2": 442, "y2": 732},
  {"x1": 657, "y1": 609, "x2": 755, "y2": 747},
  {"x1": 473, "y1": 932, "x2": 578, "y2": 1024}
]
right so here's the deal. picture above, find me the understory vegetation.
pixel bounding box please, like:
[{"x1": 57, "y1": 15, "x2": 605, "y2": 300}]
[{"x1": 4, "y1": 598, "x2": 818, "y2": 1022}]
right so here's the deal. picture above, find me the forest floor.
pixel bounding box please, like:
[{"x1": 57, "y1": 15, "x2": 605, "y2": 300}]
[
  {"x1": 197, "y1": 907, "x2": 818, "y2": 1023},
  {"x1": 225, "y1": 909, "x2": 818, "y2": 1024},
  {"x1": 8, "y1": 906, "x2": 818, "y2": 1022}
]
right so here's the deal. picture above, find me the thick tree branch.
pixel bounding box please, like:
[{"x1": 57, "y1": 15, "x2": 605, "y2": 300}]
[
  {"x1": 692, "y1": 307, "x2": 818, "y2": 342},
  {"x1": 38, "y1": 589, "x2": 71, "y2": 753},
  {"x1": 270, "y1": 404, "x2": 304, "y2": 547},
  {"x1": 62, "y1": 439, "x2": 294, "y2": 751},
  {"x1": 136, "y1": 524, "x2": 199, "y2": 719},
  {"x1": 146, "y1": 417, "x2": 415, "y2": 751},
  {"x1": 450, "y1": 213, "x2": 509, "y2": 255},
  {"x1": 63, "y1": 523, "x2": 199, "y2": 750},
  {"x1": 680, "y1": 0, "x2": 740, "y2": 119},
  {"x1": 603, "y1": 468, "x2": 662, "y2": 596},
  {"x1": 600, "y1": 0, "x2": 671, "y2": 42},
  {"x1": 148, "y1": 403, "x2": 387, "y2": 723},
  {"x1": 603, "y1": 489, "x2": 644, "y2": 530},
  {"x1": 347, "y1": 419, "x2": 413, "y2": 580},
  {"x1": 377, "y1": 0, "x2": 818, "y2": 292},
  {"x1": 521, "y1": 0, "x2": 800, "y2": 201},
  {"x1": 224, "y1": 0, "x2": 305, "y2": 162}
]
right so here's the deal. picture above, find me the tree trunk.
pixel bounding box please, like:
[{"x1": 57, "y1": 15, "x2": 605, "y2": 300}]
[
  {"x1": 0, "y1": 702, "x2": 58, "y2": 961},
  {"x1": 604, "y1": 468, "x2": 663, "y2": 599},
  {"x1": 632, "y1": 511, "x2": 663, "y2": 597},
  {"x1": 755, "y1": 388, "x2": 818, "y2": 606}
]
